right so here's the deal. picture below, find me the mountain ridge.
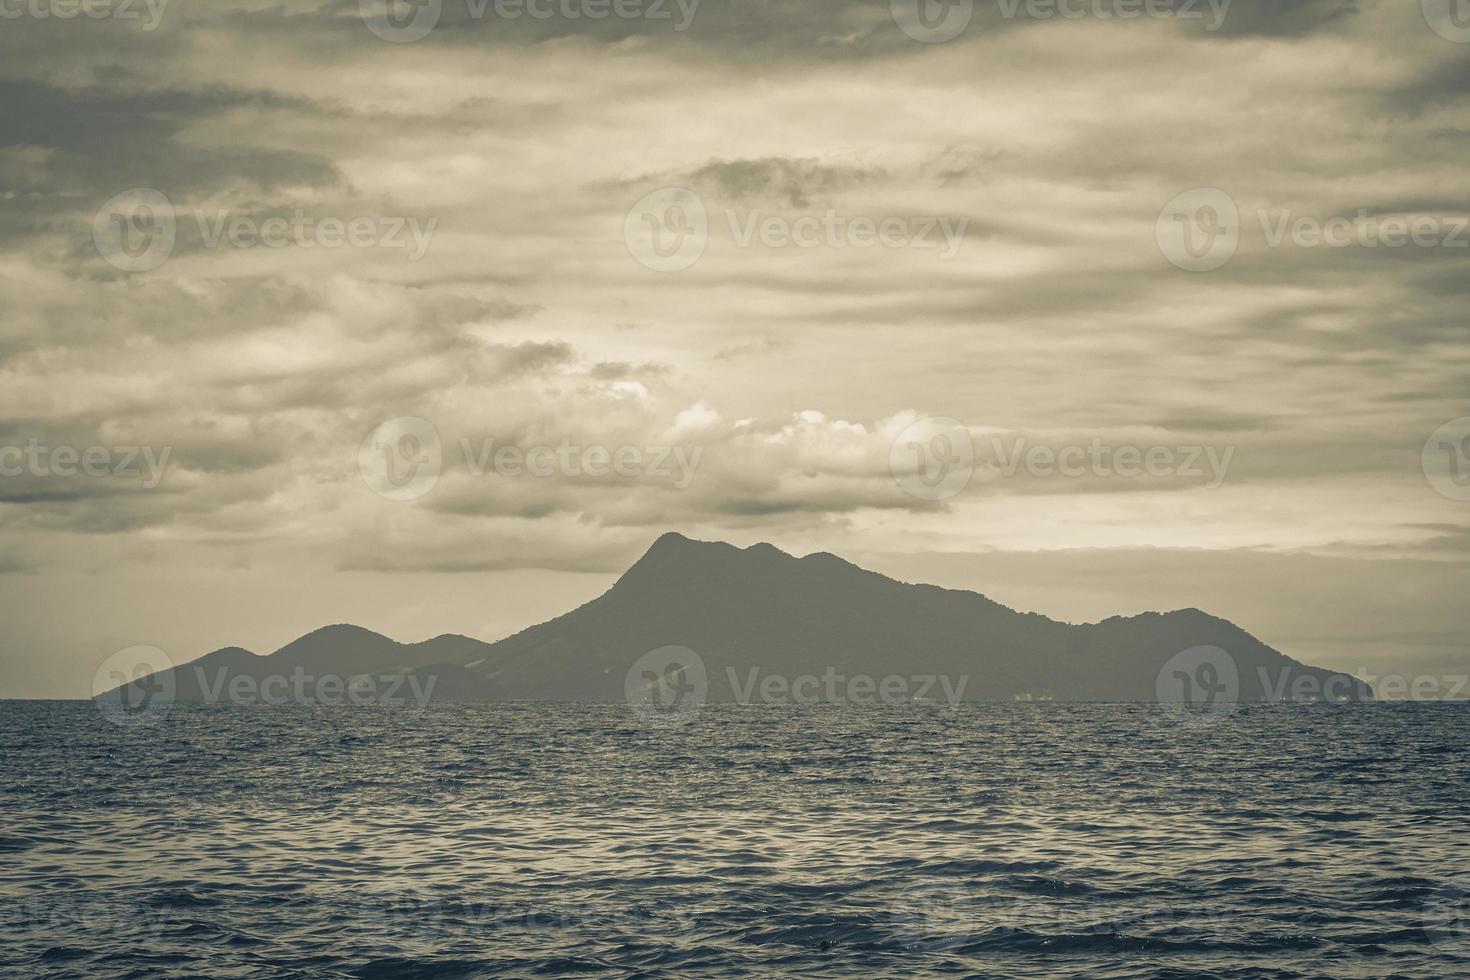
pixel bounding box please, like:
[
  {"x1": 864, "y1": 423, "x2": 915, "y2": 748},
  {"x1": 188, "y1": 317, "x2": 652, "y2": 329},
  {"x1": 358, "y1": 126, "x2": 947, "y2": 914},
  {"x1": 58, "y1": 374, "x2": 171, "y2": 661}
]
[{"x1": 108, "y1": 532, "x2": 1373, "y2": 704}]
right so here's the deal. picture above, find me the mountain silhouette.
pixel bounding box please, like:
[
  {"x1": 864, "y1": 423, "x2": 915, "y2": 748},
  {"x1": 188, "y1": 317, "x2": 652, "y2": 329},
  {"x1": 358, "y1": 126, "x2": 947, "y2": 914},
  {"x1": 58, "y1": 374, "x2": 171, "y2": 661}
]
[{"x1": 111, "y1": 532, "x2": 1372, "y2": 704}]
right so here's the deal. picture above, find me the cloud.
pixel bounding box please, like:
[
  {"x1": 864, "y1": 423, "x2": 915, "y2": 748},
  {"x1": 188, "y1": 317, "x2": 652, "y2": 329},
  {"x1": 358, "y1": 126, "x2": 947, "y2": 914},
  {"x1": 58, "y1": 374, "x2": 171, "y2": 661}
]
[
  {"x1": 1202, "y1": 0, "x2": 1360, "y2": 37},
  {"x1": 682, "y1": 157, "x2": 885, "y2": 207},
  {"x1": 2, "y1": 0, "x2": 1468, "y2": 693}
]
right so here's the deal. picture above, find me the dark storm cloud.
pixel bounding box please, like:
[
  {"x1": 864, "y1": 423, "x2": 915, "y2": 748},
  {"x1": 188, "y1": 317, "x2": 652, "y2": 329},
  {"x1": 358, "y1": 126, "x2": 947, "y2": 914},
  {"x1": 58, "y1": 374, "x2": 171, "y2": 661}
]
[
  {"x1": 0, "y1": 79, "x2": 339, "y2": 191},
  {"x1": 0, "y1": 79, "x2": 319, "y2": 158},
  {"x1": 1200, "y1": 0, "x2": 1359, "y2": 37},
  {"x1": 684, "y1": 157, "x2": 886, "y2": 207},
  {"x1": 486, "y1": 341, "x2": 577, "y2": 375},
  {"x1": 1390, "y1": 52, "x2": 1470, "y2": 112},
  {"x1": 331, "y1": 0, "x2": 1365, "y2": 56},
  {"x1": 340, "y1": 0, "x2": 911, "y2": 56},
  {"x1": 588, "y1": 360, "x2": 669, "y2": 380},
  {"x1": 0, "y1": 278, "x2": 322, "y2": 360},
  {"x1": 0, "y1": 79, "x2": 342, "y2": 256}
]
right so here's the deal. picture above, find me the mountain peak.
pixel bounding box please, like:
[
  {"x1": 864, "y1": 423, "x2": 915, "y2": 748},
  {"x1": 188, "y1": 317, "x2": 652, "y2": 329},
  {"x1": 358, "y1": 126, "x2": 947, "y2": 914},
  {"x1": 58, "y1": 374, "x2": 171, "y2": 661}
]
[
  {"x1": 647, "y1": 530, "x2": 698, "y2": 552},
  {"x1": 114, "y1": 534, "x2": 1372, "y2": 704},
  {"x1": 638, "y1": 531, "x2": 795, "y2": 564},
  {"x1": 644, "y1": 531, "x2": 797, "y2": 559},
  {"x1": 285, "y1": 624, "x2": 391, "y2": 648}
]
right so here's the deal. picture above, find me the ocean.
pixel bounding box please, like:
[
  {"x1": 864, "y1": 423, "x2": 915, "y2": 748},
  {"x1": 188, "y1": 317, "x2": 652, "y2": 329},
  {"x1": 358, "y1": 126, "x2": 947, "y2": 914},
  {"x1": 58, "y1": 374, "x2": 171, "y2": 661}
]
[{"x1": 2, "y1": 701, "x2": 1466, "y2": 978}]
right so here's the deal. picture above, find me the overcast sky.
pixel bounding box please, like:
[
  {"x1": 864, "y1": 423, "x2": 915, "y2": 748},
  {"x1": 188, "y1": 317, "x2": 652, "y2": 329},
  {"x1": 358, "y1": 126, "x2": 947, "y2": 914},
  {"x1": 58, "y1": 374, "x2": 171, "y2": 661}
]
[{"x1": 1, "y1": 0, "x2": 1467, "y2": 697}]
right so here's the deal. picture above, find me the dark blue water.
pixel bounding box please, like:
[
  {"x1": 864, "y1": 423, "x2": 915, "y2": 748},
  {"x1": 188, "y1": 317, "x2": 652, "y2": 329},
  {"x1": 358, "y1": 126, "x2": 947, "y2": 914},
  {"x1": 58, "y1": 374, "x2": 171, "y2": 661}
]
[{"x1": 1, "y1": 701, "x2": 1466, "y2": 978}]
